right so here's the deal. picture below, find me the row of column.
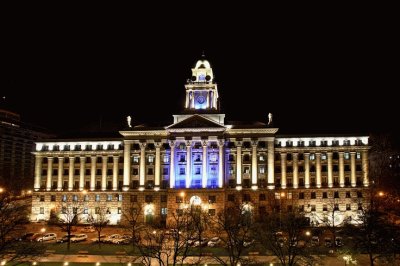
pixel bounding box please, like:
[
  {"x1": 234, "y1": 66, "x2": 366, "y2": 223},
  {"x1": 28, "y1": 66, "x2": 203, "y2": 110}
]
[
  {"x1": 280, "y1": 150, "x2": 369, "y2": 189},
  {"x1": 236, "y1": 140, "x2": 275, "y2": 189},
  {"x1": 34, "y1": 155, "x2": 120, "y2": 191}
]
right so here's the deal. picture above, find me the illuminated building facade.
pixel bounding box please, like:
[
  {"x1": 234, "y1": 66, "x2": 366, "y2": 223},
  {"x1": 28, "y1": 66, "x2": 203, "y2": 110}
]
[
  {"x1": 0, "y1": 108, "x2": 51, "y2": 193},
  {"x1": 31, "y1": 57, "x2": 370, "y2": 226}
]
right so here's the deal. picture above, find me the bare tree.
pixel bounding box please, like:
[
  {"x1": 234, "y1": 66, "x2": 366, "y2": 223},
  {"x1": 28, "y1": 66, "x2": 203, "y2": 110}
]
[
  {"x1": 122, "y1": 202, "x2": 143, "y2": 251},
  {"x1": 210, "y1": 203, "x2": 255, "y2": 266},
  {"x1": 53, "y1": 201, "x2": 83, "y2": 250},
  {"x1": 0, "y1": 192, "x2": 46, "y2": 264},
  {"x1": 88, "y1": 206, "x2": 110, "y2": 248},
  {"x1": 256, "y1": 210, "x2": 313, "y2": 266}
]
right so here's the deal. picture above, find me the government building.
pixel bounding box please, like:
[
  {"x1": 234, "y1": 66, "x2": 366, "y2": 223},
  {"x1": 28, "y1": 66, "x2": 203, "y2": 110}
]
[{"x1": 31, "y1": 57, "x2": 370, "y2": 226}]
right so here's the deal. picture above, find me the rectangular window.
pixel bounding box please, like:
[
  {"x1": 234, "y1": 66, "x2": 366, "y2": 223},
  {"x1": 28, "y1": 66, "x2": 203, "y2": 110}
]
[
  {"x1": 40, "y1": 195, "x2": 45, "y2": 202},
  {"x1": 208, "y1": 195, "x2": 216, "y2": 203},
  {"x1": 95, "y1": 207, "x2": 100, "y2": 214},
  {"x1": 228, "y1": 154, "x2": 234, "y2": 161},
  {"x1": 145, "y1": 195, "x2": 153, "y2": 203},
  {"x1": 133, "y1": 156, "x2": 139, "y2": 163},
  {"x1": 259, "y1": 194, "x2": 266, "y2": 201},
  {"x1": 244, "y1": 166, "x2": 250, "y2": 174},
  {"x1": 163, "y1": 168, "x2": 169, "y2": 175},
  {"x1": 132, "y1": 168, "x2": 138, "y2": 175},
  {"x1": 309, "y1": 153, "x2": 315, "y2": 160},
  {"x1": 107, "y1": 195, "x2": 113, "y2": 201},
  {"x1": 311, "y1": 205, "x2": 316, "y2": 211},
  {"x1": 299, "y1": 205, "x2": 305, "y2": 212},
  {"x1": 148, "y1": 156, "x2": 154, "y2": 163},
  {"x1": 195, "y1": 167, "x2": 201, "y2": 175},
  {"x1": 323, "y1": 205, "x2": 328, "y2": 211},
  {"x1": 118, "y1": 194, "x2": 122, "y2": 201},
  {"x1": 334, "y1": 191, "x2": 339, "y2": 198},
  {"x1": 95, "y1": 194, "x2": 100, "y2": 202},
  {"x1": 73, "y1": 207, "x2": 78, "y2": 214},
  {"x1": 179, "y1": 168, "x2": 185, "y2": 175},
  {"x1": 356, "y1": 152, "x2": 361, "y2": 159},
  {"x1": 346, "y1": 191, "x2": 351, "y2": 198},
  {"x1": 62, "y1": 195, "x2": 67, "y2": 202},
  {"x1": 131, "y1": 195, "x2": 137, "y2": 202},
  {"x1": 84, "y1": 195, "x2": 89, "y2": 202},
  {"x1": 161, "y1": 208, "x2": 168, "y2": 215},
  {"x1": 334, "y1": 204, "x2": 339, "y2": 211},
  {"x1": 259, "y1": 155, "x2": 265, "y2": 161},
  {"x1": 161, "y1": 195, "x2": 167, "y2": 202},
  {"x1": 321, "y1": 153, "x2": 327, "y2": 160},
  {"x1": 208, "y1": 209, "x2": 216, "y2": 216},
  {"x1": 62, "y1": 207, "x2": 67, "y2": 214},
  {"x1": 275, "y1": 193, "x2": 281, "y2": 199},
  {"x1": 346, "y1": 204, "x2": 351, "y2": 211},
  {"x1": 118, "y1": 207, "x2": 122, "y2": 214},
  {"x1": 311, "y1": 192, "x2": 316, "y2": 199},
  {"x1": 357, "y1": 191, "x2": 363, "y2": 198},
  {"x1": 40, "y1": 207, "x2": 44, "y2": 214},
  {"x1": 148, "y1": 168, "x2": 154, "y2": 175},
  {"x1": 344, "y1": 152, "x2": 350, "y2": 160},
  {"x1": 299, "y1": 192, "x2": 304, "y2": 199},
  {"x1": 72, "y1": 195, "x2": 78, "y2": 202},
  {"x1": 323, "y1": 192, "x2": 327, "y2": 198},
  {"x1": 228, "y1": 194, "x2": 235, "y2": 202},
  {"x1": 83, "y1": 207, "x2": 88, "y2": 214},
  {"x1": 163, "y1": 155, "x2": 169, "y2": 163},
  {"x1": 179, "y1": 155, "x2": 186, "y2": 162},
  {"x1": 259, "y1": 165, "x2": 265, "y2": 174},
  {"x1": 287, "y1": 192, "x2": 292, "y2": 199},
  {"x1": 51, "y1": 195, "x2": 56, "y2": 202}
]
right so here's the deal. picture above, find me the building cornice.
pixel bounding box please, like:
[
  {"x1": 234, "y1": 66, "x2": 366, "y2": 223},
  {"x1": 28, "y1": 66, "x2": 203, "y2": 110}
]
[
  {"x1": 167, "y1": 128, "x2": 226, "y2": 133},
  {"x1": 275, "y1": 146, "x2": 371, "y2": 153},
  {"x1": 33, "y1": 150, "x2": 123, "y2": 157},
  {"x1": 226, "y1": 128, "x2": 279, "y2": 135},
  {"x1": 119, "y1": 130, "x2": 169, "y2": 137}
]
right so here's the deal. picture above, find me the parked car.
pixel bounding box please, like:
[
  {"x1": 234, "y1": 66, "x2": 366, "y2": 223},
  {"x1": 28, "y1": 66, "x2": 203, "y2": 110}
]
[
  {"x1": 90, "y1": 234, "x2": 106, "y2": 243},
  {"x1": 335, "y1": 237, "x2": 344, "y2": 247},
  {"x1": 56, "y1": 234, "x2": 76, "y2": 243},
  {"x1": 324, "y1": 237, "x2": 333, "y2": 248},
  {"x1": 103, "y1": 234, "x2": 122, "y2": 243},
  {"x1": 81, "y1": 226, "x2": 95, "y2": 233},
  {"x1": 311, "y1": 236, "x2": 320, "y2": 246},
  {"x1": 194, "y1": 238, "x2": 208, "y2": 247},
  {"x1": 112, "y1": 235, "x2": 131, "y2": 245},
  {"x1": 70, "y1": 234, "x2": 88, "y2": 243},
  {"x1": 37, "y1": 233, "x2": 57, "y2": 242},
  {"x1": 16, "y1": 232, "x2": 35, "y2": 241},
  {"x1": 243, "y1": 239, "x2": 255, "y2": 247},
  {"x1": 207, "y1": 237, "x2": 221, "y2": 247}
]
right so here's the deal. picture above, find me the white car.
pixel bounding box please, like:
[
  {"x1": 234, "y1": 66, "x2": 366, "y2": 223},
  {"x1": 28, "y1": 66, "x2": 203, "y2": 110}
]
[
  {"x1": 104, "y1": 234, "x2": 122, "y2": 243},
  {"x1": 70, "y1": 234, "x2": 88, "y2": 242},
  {"x1": 37, "y1": 233, "x2": 57, "y2": 242},
  {"x1": 207, "y1": 237, "x2": 221, "y2": 247}
]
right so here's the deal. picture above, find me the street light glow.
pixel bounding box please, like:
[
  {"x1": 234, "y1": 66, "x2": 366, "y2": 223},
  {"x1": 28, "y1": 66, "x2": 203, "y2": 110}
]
[{"x1": 180, "y1": 191, "x2": 185, "y2": 197}]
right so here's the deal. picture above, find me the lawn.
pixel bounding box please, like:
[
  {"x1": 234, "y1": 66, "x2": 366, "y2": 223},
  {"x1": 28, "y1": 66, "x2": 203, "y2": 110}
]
[{"x1": 44, "y1": 243, "x2": 139, "y2": 255}]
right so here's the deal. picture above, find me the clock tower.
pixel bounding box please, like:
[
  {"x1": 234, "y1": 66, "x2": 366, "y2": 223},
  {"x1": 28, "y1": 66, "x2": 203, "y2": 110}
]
[{"x1": 184, "y1": 55, "x2": 219, "y2": 112}]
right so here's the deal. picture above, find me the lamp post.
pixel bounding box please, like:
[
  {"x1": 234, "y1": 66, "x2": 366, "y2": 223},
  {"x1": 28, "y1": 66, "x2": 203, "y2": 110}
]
[{"x1": 280, "y1": 192, "x2": 285, "y2": 228}]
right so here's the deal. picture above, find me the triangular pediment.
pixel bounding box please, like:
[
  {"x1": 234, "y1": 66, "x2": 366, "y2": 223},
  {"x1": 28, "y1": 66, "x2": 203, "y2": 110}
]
[{"x1": 166, "y1": 114, "x2": 226, "y2": 129}]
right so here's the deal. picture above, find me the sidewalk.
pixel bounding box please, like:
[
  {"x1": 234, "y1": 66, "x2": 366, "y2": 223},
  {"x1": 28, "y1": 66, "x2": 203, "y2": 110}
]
[{"x1": 36, "y1": 253, "x2": 373, "y2": 265}]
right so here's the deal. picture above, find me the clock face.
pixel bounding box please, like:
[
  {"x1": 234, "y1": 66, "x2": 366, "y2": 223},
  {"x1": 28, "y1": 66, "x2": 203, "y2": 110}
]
[{"x1": 197, "y1": 95, "x2": 205, "y2": 104}]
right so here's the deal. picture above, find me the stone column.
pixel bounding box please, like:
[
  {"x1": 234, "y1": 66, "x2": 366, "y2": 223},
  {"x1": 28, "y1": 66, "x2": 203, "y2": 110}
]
[
  {"x1": 362, "y1": 150, "x2": 369, "y2": 186},
  {"x1": 139, "y1": 143, "x2": 146, "y2": 188},
  {"x1": 202, "y1": 141, "x2": 208, "y2": 188},
  {"x1": 304, "y1": 153, "x2": 310, "y2": 188},
  {"x1": 34, "y1": 155, "x2": 43, "y2": 191},
  {"x1": 58, "y1": 157, "x2": 64, "y2": 191},
  {"x1": 316, "y1": 153, "x2": 321, "y2": 188},
  {"x1": 185, "y1": 141, "x2": 192, "y2": 188},
  {"x1": 236, "y1": 141, "x2": 242, "y2": 189},
  {"x1": 251, "y1": 141, "x2": 258, "y2": 189},
  {"x1": 169, "y1": 141, "x2": 175, "y2": 188},
  {"x1": 293, "y1": 153, "x2": 299, "y2": 189},
  {"x1": 280, "y1": 153, "x2": 287, "y2": 189},
  {"x1": 123, "y1": 142, "x2": 131, "y2": 191},
  {"x1": 339, "y1": 152, "x2": 344, "y2": 187},
  {"x1": 68, "y1": 157, "x2": 75, "y2": 191},
  {"x1": 90, "y1": 156, "x2": 96, "y2": 191},
  {"x1": 46, "y1": 157, "x2": 53, "y2": 191},
  {"x1": 155, "y1": 142, "x2": 161, "y2": 190},
  {"x1": 267, "y1": 140, "x2": 275, "y2": 189},
  {"x1": 327, "y1": 152, "x2": 333, "y2": 188},
  {"x1": 350, "y1": 152, "x2": 356, "y2": 187},
  {"x1": 218, "y1": 139, "x2": 224, "y2": 188},
  {"x1": 113, "y1": 156, "x2": 119, "y2": 191},
  {"x1": 101, "y1": 156, "x2": 107, "y2": 191},
  {"x1": 79, "y1": 156, "x2": 85, "y2": 190}
]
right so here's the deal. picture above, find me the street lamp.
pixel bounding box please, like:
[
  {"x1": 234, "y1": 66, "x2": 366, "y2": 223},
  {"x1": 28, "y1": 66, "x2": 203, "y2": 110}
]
[
  {"x1": 41, "y1": 228, "x2": 46, "y2": 233},
  {"x1": 0, "y1": 188, "x2": 4, "y2": 193}
]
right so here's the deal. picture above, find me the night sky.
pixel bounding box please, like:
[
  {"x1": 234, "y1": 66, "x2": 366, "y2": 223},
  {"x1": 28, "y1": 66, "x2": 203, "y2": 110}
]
[{"x1": 2, "y1": 12, "x2": 398, "y2": 137}]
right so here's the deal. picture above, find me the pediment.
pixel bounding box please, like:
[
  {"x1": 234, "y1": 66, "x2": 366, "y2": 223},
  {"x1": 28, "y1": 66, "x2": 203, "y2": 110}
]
[{"x1": 166, "y1": 114, "x2": 226, "y2": 129}]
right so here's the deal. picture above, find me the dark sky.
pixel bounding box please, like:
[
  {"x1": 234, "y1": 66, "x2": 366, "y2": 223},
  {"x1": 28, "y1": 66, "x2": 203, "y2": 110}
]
[{"x1": 2, "y1": 11, "x2": 398, "y2": 137}]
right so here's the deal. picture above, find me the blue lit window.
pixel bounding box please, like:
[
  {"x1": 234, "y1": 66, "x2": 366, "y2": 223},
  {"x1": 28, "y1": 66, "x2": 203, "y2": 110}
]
[
  {"x1": 199, "y1": 74, "x2": 205, "y2": 81},
  {"x1": 163, "y1": 155, "x2": 169, "y2": 163},
  {"x1": 179, "y1": 168, "x2": 185, "y2": 175},
  {"x1": 210, "y1": 154, "x2": 217, "y2": 162},
  {"x1": 95, "y1": 194, "x2": 100, "y2": 201},
  {"x1": 195, "y1": 167, "x2": 201, "y2": 175},
  {"x1": 62, "y1": 195, "x2": 67, "y2": 202}
]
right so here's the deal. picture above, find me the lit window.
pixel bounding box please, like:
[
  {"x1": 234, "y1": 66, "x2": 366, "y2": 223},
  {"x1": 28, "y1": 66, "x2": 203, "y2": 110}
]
[
  {"x1": 210, "y1": 154, "x2": 217, "y2": 162},
  {"x1": 118, "y1": 207, "x2": 122, "y2": 214},
  {"x1": 133, "y1": 156, "x2": 139, "y2": 163},
  {"x1": 259, "y1": 166, "x2": 265, "y2": 174},
  {"x1": 95, "y1": 194, "x2": 100, "y2": 201},
  {"x1": 210, "y1": 167, "x2": 217, "y2": 175},
  {"x1": 259, "y1": 155, "x2": 265, "y2": 161},
  {"x1": 321, "y1": 153, "x2": 327, "y2": 160},
  {"x1": 62, "y1": 195, "x2": 67, "y2": 202},
  {"x1": 356, "y1": 152, "x2": 361, "y2": 159},
  {"x1": 148, "y1": 156, "x2": 154, "y2": 163},
  {"x1": 309, "y1": 154, "x2": 315, "y2": 160},
  {"x1": 40, "y1": 207, "x2": 44, "y2": 214},
  {"x1": 163, "y1": 155, "x2": 169, "y2": 163},
  {"x1": 84, "y1": 195, "x2": 89, "y2": 202},
  {"x1": 244, "y1": 167, "x2": 250, "y2": 174},
  {"x1": 161, "y1": 208, "x2": 168, "y2": 215},
  {"x1": 287, "y1": 193, "x2": 292, "y2": 199},
  {"x1": 107, "y1": 195, "x2": 112, "y2": 201},
  {"x1": 179, "y1": 155, "x2": 186, "y2": 162},
  {"x1": 229, "y1": 166, "x2": 234, "y2": 175},
  {"x1": 275, "y1": 193, "x2": 281, "y2": 199},
  {"x1": 118, "y1": 194, "x2": 123, "y2": 201},
  {"x1": 72, "y1": 195, "x2": 78, "y2": 202},
  {"x1": 83, "y1": 207, "x2": 88, "y2": 214},
  {"x1": 344, "y1": 152, "x2": 350, "y2": 160},
  {"x1": 179, "y1": 168, "x2": 185, "y2": 175}
]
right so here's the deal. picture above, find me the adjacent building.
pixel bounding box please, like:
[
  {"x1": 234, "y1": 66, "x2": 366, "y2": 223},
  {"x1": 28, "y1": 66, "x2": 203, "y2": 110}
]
[
  {"x1": 0, "y1": 108, "x2": 52, "y2": 193},
  {"x1": 31, "y1": 57, "x2": 370, "y2": 226}
]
